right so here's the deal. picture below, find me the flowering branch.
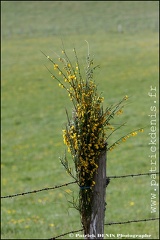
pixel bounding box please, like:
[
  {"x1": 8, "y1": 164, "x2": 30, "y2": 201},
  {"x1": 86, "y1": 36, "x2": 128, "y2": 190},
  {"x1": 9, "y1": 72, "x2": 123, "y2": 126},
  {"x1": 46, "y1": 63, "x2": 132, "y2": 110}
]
[{"x1": 43, "y1": 42, "x2": 144, "y2": 220}]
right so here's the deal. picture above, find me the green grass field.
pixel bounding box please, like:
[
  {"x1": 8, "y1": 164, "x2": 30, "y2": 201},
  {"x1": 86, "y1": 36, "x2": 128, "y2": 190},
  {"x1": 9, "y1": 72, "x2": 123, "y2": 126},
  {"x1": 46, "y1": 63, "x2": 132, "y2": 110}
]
[{"x1": 1, "y1": 1, "x2": 159, "y2": 239}]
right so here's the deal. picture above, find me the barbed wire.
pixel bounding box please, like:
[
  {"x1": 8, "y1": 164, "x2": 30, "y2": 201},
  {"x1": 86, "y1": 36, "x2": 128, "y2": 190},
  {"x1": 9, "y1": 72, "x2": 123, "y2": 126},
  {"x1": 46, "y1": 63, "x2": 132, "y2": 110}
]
[
  {"x1": 109, "y1": 172, "x2": 159, "y2": 179},
  {"x1": 1, "y1": 172, "x2": 159, "y2": 199},
  {"x1": 50, "y1": 218, "x2": 159, "y2": 239},
  {"x1": 105, "y1": 217, "x2": 159, "y2": 226},
  {"x1": 1, "y1": 181, "x2": 77, "y2": 199}
]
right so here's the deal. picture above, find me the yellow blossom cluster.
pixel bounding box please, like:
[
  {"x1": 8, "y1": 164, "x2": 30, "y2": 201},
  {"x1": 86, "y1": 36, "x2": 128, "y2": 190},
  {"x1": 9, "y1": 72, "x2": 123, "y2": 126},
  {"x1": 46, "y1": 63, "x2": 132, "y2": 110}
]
[
  {"x1": 108, "y1": 128, "x2": 144, "y2": 151},
  {"x1": 62, "y1": 78, "x2": 106, "y2": 188},
  {"x1": 44, "y1": 47, "x2": 144, "y2": 204},
  {"x1": 44, "y1": 46, "x2": 144, "y2": 218},
  {"x1": 46, "y1": 48, "x2": 107, "y2": 188}
]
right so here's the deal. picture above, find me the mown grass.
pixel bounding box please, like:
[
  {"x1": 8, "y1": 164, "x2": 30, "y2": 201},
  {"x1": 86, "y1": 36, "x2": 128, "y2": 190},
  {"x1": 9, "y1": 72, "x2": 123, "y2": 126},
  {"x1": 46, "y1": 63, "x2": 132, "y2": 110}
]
[{"x1": 1, "y1": 1, "x2": 159, "y2": 239}]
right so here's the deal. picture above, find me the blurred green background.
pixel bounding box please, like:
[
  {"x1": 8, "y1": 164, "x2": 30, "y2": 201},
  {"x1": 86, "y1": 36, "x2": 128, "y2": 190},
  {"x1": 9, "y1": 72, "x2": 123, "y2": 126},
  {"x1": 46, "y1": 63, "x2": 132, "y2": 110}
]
[{"x1": 1, "y1": 1, "x2": 159, "y2": 239}]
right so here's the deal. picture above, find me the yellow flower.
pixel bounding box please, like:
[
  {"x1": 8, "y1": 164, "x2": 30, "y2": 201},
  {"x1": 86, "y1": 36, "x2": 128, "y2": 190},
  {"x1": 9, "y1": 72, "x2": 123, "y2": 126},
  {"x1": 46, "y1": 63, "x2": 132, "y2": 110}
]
[
  {"x1": 58, "y1": 83, "x2": 64, "y2": 88},
  {"x1": 68, "y1": 148, "x2": 71, "y2": 153},
  {"x1": 65, "y1": 189, "x2": 72, "y2": 194},
  {"x1": 92, "y1": 181, "x2": 96, "y2": 186},
  {"x1": 54, "y1": 64, "x2": 58, "y2": 70},
  {"x1": 124, "y1": 95, "x2": 128, "y2": 100},
  {"x1": 94, "y1": 144, "x2": 99, "y2": 149},
  {"x1": 7, "y1": 209, "x2": 16, "y2": 214},
  {"x1": 49, "y1": 223, "x2": 54, "y2": 227},
  {"x1": 130, "y1": 201, "x2": 135, "y2": 206},
  {"x1": 68, "y1": 75, "x2": 76, "y2": 80},
  {"x1": 63, "y1": 137, "x2": 68, "y2": 145},
  {"x1": 116, "y1": 109, "x2": 123, "y2": 115},
  {"x1": 131, "y1": 132, "x2": 137, "y2": 136},
  {"x1": 139, "y1": 129, "x2": 144, "y2": 132},
  {"x1": 25, "y1": 225, "x2": 30, "y2": 229}
]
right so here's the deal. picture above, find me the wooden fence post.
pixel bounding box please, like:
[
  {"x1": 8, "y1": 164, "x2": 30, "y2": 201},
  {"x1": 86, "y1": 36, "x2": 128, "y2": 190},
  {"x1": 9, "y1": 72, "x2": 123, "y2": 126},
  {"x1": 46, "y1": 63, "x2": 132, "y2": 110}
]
[{"x1": 82, "y1": 146, "x2": 107, "y2": 239}]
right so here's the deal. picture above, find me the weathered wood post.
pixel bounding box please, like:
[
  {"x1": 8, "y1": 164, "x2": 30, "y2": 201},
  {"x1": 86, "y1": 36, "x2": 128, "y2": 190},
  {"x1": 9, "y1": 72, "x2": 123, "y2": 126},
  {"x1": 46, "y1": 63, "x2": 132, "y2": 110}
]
[{"x1": 81, "y1": 147, "x2": 107, "y2": 239}]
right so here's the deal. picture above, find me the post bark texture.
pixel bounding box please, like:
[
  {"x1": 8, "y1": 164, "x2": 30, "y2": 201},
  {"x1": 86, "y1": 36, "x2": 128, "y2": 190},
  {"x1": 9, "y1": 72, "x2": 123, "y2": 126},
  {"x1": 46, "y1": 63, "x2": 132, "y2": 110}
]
[{"x1": 83, "y1": 148, "x2": 107, "y2": 239}]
